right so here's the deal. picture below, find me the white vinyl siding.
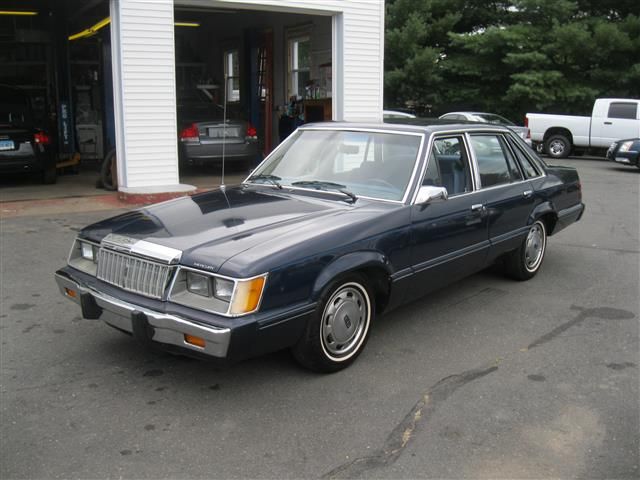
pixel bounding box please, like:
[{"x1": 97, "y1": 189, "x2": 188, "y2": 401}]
[
  {"x1": 111, "y1": 0, "x2": 179, "y2": 189},
  {"x1": 112, "y1": 0, "x2": 384, "y2": 189}
]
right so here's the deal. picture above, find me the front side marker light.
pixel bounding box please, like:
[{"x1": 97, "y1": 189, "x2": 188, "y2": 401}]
[
  {"x1": 184, "y1": 334, "x2": 206, "y2": 348},
  {"x1": 186, "y1": 272, "x2": 211, "y2": 297},
  {"x1": 230, "y1": 276, "x2": 266, "y2": 315}
]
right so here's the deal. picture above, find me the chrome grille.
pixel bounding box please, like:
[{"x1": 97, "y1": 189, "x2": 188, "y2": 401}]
[{"x1": 96, "y1": 248, "x2": 173, "y2": 299}]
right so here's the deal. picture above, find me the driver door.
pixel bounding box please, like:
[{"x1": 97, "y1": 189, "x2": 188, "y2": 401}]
[{"x1": 407, "y1": 135, "x2": 490, "y2": 301}]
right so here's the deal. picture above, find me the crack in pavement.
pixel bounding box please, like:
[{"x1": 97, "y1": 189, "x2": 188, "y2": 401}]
[
  {"x1": 322, "y1": 304, "x2": 636, "y2": 478},
  {"x1": 322, "y1": 365, "x2": 498, "y2": 479},
  {"x1": 527, "y1": 305, "x2": 635, "y2": 350}
]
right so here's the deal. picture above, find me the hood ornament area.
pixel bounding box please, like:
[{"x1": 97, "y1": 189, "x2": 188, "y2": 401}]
[{"x1": 101, "y1": 233, "x2": 182, "y2": 264}]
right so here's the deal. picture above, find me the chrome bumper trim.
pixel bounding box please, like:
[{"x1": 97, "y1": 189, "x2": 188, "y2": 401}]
[{"x1": 55, "y1": 272, "x2": 231, "y2": 358}]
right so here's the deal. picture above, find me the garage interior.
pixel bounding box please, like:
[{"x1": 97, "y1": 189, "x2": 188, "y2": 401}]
[{"x1": 0, "y1": 1, "x2": 333, "y2": 200}]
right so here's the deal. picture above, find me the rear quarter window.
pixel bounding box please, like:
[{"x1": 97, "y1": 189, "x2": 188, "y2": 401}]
[{"x1": 607, "y1": 102, "x2": 638, "y2": 120}]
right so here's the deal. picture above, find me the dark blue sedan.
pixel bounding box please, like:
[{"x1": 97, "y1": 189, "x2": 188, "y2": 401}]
[
  {"x1": 55, "y1": 122, "x2": 585, "y2": 372},
  {"x1": 606, "y1": 138, "x2": 640, "y2": 169}
]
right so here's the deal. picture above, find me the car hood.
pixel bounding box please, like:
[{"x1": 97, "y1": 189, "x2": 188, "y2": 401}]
[{"x1": 80, "y1": 186, "x2": 388, "y2": 276}]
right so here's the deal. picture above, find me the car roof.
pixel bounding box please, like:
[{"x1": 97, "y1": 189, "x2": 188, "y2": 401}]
[{"x1": 300, "y1": 120, "x2": 515, "y2": 136}]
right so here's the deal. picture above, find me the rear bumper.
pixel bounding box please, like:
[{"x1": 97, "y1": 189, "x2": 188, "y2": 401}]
[
  {"x1": 553, "y1": 202, "x2": 585, "y2": 235},
  {"x1": 180, "y1": 141, "x2": 259, "y2": 162}
]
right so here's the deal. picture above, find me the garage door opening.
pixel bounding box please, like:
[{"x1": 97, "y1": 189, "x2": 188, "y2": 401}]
[{"x1": 173, "y1": 7, "x2": 334, "y2": 186}]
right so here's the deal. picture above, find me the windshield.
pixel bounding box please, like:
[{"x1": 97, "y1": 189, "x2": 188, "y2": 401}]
[
  {"x1": 248, "y1": 129, "x2": 422, "y2": 201},
  {"x1": 473, "y1": 113, "x2": 515, "y2": 126}
]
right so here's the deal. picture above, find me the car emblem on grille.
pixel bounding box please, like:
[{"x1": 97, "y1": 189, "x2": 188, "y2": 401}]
[{"x1": 122, "y1": 258, "x2": 131, "y2": 280}]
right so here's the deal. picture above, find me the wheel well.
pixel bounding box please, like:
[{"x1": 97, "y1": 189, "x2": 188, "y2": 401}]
[
  {"x1": 538, "y1": 212, "x2": 558, "y2": 236},
  {"x1": 357, "y1": 266, "x2": 391, "y2": 314},
  {"x1": 543, "y1": 128, "x2": 573, "y2": 145}
]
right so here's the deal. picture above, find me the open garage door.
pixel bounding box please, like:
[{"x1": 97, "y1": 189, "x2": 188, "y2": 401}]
[{"x1": 172, "y1": 5, "x2": 334, "y2": 181}]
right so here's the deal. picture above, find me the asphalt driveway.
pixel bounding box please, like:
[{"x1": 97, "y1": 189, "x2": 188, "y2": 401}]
[{"x1": 1, "y1": 157, "x2": 638, "y2": 479}]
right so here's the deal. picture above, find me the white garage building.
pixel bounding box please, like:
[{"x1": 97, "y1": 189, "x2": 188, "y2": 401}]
[{"x1": 109, "y1": 0, "x2": 385, "y2": 197}]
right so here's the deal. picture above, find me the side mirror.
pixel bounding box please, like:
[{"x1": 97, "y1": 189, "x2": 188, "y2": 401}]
[{"x1": 415, "y1": 185, "x2": 448, "y2": 204}]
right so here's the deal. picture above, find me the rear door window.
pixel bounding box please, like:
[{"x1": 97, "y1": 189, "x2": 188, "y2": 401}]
[{"x1": 469, "y1": 134, "x2": 523, "y2": 188}]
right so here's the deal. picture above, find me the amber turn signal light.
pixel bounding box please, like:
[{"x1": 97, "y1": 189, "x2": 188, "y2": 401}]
[
  {"x1": 184, "y1": 334, "x2": 206, "y2": 348},
  {"x1": 64, "y1": 288, "x2": 77, "y2": 298}
]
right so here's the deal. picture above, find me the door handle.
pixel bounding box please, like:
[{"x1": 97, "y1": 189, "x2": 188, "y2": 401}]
[
  {"x1": 523, "y1": 190, "x2": 533, "y2": 198},
  {"x1": 471, "y1": 204, "x2": 484, "y2": 212},
  {"x1": 604, "y1": 121, "x2": 612, "y2": 125}
]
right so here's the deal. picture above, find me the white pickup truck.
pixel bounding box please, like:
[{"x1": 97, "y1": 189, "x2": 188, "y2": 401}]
[{"x1": 526, "y1": 98, "x2": 640, "y2": 158}]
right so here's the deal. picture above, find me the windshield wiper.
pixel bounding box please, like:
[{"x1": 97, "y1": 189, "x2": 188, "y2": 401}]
[
  {"x1": 247, "y1": 173, "x2": 282, "y2": 189},
  {"x1": 291, "y1": 180, "x2": 358, "y2": 203}
]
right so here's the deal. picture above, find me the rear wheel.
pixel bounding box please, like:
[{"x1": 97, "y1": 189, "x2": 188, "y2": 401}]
[
  {"x1": 504, "y1": 220, "x2": 547, "y2": 281},
  {"x1": 292, "y1": 273, "x2": 374, "y2": 373},
  {"x1": 545, "y1": 134, "x2": 571, "y2": 159}
]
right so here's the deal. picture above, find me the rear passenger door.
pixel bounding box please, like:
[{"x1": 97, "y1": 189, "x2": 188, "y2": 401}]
[{"x1": 467, "y1": 133, "x2": 535, "y2": 262}]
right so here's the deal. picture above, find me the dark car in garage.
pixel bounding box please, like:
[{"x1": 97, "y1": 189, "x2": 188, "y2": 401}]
[
  {"x1": 56, "y1": 122, "x2": 585, "y2": 372},
  {"x1": 0, "y1": 84, "x2": 56, "y2": 184},
  {"x1": 177, "y1": 87, "x2": 259, "y2": 169},
  {"x1": 606, "y1": 138, "x2": 640, "y2": 169}
]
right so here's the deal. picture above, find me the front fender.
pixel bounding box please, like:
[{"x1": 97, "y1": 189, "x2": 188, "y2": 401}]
[{"x1": 311, "y1": 251, "x2": 392, "y2": 300}]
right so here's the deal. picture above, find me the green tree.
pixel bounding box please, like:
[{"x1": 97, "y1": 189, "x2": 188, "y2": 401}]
[{"x1": 385, "y1": 0, "x2": 640, "y2": 120}]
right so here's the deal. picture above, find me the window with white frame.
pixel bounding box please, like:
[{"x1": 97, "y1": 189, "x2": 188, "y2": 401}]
[
  {"x1": 224, "y1": 50, "x2": 240, "y2": 102},
  {"x1": 288, "y1": 36, "x2": 310, "y2": 99}
]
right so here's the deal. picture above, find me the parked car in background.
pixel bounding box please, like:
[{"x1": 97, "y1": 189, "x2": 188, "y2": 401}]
[
  {"x1": 606, "y1": 138, "x2": 640, "y2": 169},
  {"x1": 56, "y1": 122, "x2": 584, "y2": 372},
  {"x1": 177, "y1": 86, "x2": 259, "y2": 169},
  {"x1": 383, "y1": 110, "x2": 416, "y2": 120},
  {"x1": 526, "y1": 98, "x2": 640, "y2": 159},
  {"x1": 439, "y1": 111, "x2": 531, "y2": 146},
  {"x1": 0, "y1": 84, "x2": 56, "y2": 184}
]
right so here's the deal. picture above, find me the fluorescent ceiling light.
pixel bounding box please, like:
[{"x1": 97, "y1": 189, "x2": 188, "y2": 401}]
[
  {"x1": 0, "y1": 10, "x2": 38, "y2": 16},
  {"x1": 68, "y1": 17, "x2": 111, "y2": 41},
  {"x1": 69, "y1": 17, "x2": 200, "y2": 40}
]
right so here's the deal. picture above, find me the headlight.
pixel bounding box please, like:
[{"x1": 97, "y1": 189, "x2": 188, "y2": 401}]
[
  {"x1": 81, "y1": 242, "x2": 97, "y2": 261},
  {"x1": 186, "y1": 271, "x2": 211, "y2": 297},
  {"x1": 619, "y1": 141, "x2": 633, "y2": 153},
  {"x1": 169, "y1": 268, "x2": 267, "y2": 316},
  {"x1": 68, "y1": 238, "x2": 99, "y2": 275},
  {"x1": 213, "y1": 277, "x2": 234, "y2": 301}
]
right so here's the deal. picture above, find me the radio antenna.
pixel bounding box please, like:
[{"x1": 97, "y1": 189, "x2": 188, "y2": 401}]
[{"x1": 221, "y1": 73, "x2": 228, "y2": 190}]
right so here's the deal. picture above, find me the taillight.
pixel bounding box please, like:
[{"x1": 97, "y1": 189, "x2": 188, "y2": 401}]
[
  {"x1": 179, "y1": 123, "x2": 199, "y2": 141},
  {"x1": 246, "y1": 124, "x2": 257, "y2": 140},
  {"x1": 524, "y1": 116, "x2": 529, "y2": 128},
  {"x1": 34, "y1": 131, "x2": 51, "y2": 145}
]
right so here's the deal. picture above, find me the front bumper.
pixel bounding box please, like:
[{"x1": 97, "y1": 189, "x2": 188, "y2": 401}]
[
  {"x1": 55, "y1": 270, "x2": 231, "y2": 358},
  {"x1": 55, "y1": 267, "x2": 314, "y2": 363}
]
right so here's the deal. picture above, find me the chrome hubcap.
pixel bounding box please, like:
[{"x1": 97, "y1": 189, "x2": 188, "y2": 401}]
[
  {"x1": 525, "y1": 222, "x2": 545, "y2": 272},
  {"x1": 549, "y1": 140, "x2": 565, "y2": 156},
  {"x1": 321, "y1": 283, "x2": 369, "y2": 360}
]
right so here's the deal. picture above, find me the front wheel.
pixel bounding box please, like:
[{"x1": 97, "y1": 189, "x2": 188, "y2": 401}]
[
  {"x1": 292, "y1": 274, "x2": 374, "y2": 373},
  {"x1": 504, "y1": 220, "x2": 547, "y2": 281}
]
